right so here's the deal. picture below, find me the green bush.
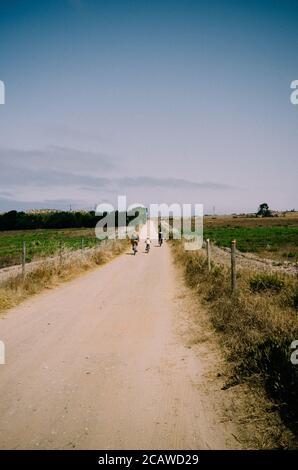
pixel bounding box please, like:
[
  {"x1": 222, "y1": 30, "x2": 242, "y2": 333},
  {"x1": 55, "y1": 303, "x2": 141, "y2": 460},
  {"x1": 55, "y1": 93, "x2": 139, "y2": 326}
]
[
  {"x1": 250, "y1": 274, "x2": 285, "y2": 293},
  {"x1": 292, "y1": 292, "x2": 298, "y2": 310},
  {"x1": 282, "y1": 252, "x2": 296, "y2": 258}
]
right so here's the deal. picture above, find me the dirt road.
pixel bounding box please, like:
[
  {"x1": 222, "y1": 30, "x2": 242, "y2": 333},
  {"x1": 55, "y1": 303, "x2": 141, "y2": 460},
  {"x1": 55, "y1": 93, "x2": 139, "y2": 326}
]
[{"x1": 0, "y1": 222, "x2": 240, "y2": 450}]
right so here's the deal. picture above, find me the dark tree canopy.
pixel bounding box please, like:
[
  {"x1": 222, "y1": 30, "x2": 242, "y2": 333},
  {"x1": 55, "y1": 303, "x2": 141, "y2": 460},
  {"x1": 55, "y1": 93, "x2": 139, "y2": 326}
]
[
  {"x1": 257, "y1": 203, "x2": 272, "y2": 217},
  {"x1": 0, "y1": 208, "x2": 147, "y2": 231}
]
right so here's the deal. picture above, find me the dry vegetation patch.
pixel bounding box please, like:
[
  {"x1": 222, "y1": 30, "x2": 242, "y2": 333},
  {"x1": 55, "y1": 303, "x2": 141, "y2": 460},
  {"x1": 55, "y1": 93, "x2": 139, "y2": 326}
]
[{"x1": 171, "y1": 240, "x2": 298, "y2": 447}]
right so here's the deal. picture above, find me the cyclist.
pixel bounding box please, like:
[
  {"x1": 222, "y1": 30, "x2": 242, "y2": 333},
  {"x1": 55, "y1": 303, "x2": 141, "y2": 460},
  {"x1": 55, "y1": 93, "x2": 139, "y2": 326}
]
[
  {"x1": 131, "y1": 231, "x2": 139, "y2": 254},
  {"x1": 158, "y1": 230, "x2": 164, "y2": 246},
  {"x1": 145, "y1": 237, "x2": 151, "y2": 253}
]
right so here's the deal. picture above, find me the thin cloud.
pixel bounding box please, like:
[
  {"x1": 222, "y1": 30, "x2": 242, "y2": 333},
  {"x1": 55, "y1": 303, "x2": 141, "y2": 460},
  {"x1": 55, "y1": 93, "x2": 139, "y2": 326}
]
[
  {"x1": 0, "y1": 162, "x2": 234, "y2": 192},
  {"x1": 0, "y1": 160, "x2": 111, "y2": 188},
  {"x1": 0, "y1": 196, "x2": 84, "y2": 212},
  {"x1": 0, "y1": 146, "x2": 115, "y2": 175},
  {"x1": 0, "y1": 191, "x2": 13, "y2": 198},
  {"x1": 119, "y1": 177, "x2": 234, "y2": 190},
  {"x1": 0, "y1": 147, "x2": 234, "y2": 192},
  {"x1": 0, "y1": 145, "x2": 235, "y2": 211}
]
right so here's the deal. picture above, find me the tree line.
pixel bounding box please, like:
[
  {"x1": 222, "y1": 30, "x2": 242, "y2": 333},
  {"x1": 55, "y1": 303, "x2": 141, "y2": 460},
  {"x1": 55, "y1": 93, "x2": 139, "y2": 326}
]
[{"x1": 0, "y1": 209, "x2": 146, "y2": 231}]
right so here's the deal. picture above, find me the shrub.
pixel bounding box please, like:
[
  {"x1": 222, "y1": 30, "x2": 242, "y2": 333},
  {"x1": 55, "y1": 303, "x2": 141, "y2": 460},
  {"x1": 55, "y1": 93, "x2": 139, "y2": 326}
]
[
  {"x1": 249, "y1": 274, "x2": 284, "y2": 293},
  {"x1": 282, "y1": 252, "x2": 296, "y2": 258}
]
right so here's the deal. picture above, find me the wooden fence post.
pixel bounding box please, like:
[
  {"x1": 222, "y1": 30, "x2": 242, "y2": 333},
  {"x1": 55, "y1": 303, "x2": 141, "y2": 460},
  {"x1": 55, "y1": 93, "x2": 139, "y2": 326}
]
[
  {"x1": 231, "y1": 239, "x2": 237, "y2": 293},
  {"x1": 81, "y1": 237, "x2": 84, "y2": 252},
  {"x1": 22, "y1": 241, "x2": 26, "y2": 279},
  {"x1": 59, "y1": 241, "x2": 63, "y2": 265},
  {"x1": 206, "y1": 238, "x2": 211, "y2": 272}
]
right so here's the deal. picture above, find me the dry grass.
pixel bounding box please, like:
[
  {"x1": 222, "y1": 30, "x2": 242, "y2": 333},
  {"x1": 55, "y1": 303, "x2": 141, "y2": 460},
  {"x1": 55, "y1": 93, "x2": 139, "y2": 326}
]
[
  {"x1": 171, "y1": 240, "x2": 298, "y2": 446},
  {"x1": 0, "y1": 239, "x2": 129, "y2": 313},
  {"x1": 204, "y1": 212, "x2": 298, "y2": 228}
]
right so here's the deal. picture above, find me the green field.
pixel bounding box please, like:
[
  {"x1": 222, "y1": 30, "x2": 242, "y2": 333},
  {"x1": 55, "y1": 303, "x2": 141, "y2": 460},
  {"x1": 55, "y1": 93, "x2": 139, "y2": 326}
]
[
  {"x1": 0, "y1": 228, "x2": 100, "y2": 268},
  {"x1": 203, "y1": 215, "x2": 298, "y2": 261},
  {"x1": 1, "y1": 214, "x2": 298, "y2": 268}
]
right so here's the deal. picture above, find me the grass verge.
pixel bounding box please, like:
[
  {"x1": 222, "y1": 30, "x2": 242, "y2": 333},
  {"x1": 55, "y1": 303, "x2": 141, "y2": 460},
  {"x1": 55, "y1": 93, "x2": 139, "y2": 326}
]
[
  {"x1": 171, "y1": 240, "x2": 298, "y2": 444},
  {"x1": 0, "y1": 239, "x2": 129, "y2": 313},
  {"x1": 0, "y1": 227, "x2": 100, "y2": 268}
]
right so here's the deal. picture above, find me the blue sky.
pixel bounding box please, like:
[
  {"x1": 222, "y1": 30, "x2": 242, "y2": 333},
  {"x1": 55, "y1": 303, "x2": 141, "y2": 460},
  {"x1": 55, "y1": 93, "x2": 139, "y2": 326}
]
[{"x1": 0, "y1": 0, "x2": 297, "y2": 213}]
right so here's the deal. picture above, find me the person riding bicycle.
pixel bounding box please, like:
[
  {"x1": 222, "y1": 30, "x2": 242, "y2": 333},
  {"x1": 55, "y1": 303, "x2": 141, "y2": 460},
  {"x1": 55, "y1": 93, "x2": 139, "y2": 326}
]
[
  {"x1": 145, "y1": 237, "x2": 151, "y2": 252},
  {"x1": 131, "y1": 231, "x2": 139, "y2": 251},
  {"x1": 158, "y1": 230, "x2": 164, "y2": 245}
]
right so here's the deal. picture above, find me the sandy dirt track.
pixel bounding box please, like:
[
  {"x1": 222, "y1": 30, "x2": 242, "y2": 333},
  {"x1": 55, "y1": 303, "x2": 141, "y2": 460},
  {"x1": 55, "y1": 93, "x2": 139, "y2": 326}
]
[{"x1": 0, "y1": 221, "x2": 240, "y2": 450}]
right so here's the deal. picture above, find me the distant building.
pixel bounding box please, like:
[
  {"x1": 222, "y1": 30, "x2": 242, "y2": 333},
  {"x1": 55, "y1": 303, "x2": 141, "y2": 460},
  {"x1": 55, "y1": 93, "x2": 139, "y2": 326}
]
[{"x1": 26, "y1": 209, "x2": 59, "y2": 214}]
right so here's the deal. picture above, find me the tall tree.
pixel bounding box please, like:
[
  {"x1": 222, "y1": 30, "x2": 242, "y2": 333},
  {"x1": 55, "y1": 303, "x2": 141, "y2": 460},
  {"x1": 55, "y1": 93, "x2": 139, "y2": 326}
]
[{"x1": 257, "y1": 203, "x2": 272, "y2": 217}]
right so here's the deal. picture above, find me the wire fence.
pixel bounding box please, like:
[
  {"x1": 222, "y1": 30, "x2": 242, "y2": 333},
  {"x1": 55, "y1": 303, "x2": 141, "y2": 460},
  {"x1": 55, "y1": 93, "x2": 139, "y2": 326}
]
[{"x1": 0, "y1": 236, "x2": 101, "y2": 269}]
